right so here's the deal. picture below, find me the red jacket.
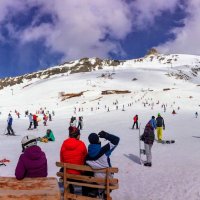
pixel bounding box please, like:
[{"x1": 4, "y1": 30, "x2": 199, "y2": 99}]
[
  {"x1": 134, "y1": 116, "x2": 138, "y2": 122},
  {"x1": 33, "y1": 115, "x2": 37, "y2": 121},
  {"x1": 60, "y1": 138, "x2": 87, "y2": 174}
]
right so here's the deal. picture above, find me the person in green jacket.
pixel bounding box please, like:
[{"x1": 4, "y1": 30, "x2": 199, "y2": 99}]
[{"x1": 42, "y1": 129, "x2": 55, "y2": 142}]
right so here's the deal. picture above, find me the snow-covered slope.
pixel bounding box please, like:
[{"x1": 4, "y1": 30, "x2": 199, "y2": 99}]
[{"x1": 0, "y1": 53, "x2": 200, "y2": 200}]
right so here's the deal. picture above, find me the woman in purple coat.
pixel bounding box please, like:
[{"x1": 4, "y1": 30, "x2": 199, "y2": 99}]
[{"x1": 15, "y1": 135, "x2": 48, "y2": 180}]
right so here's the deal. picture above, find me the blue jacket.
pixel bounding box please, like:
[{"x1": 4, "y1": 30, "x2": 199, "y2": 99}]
[
  {"x1": 86, "y1": 133, "x2": 120, "y2": 169},
  {"x1": 149, "y1": 119, "x2": 157, "y2": 129},
  {"x1": 7, "y1": 116, "x2": 13, "y2": 125}
]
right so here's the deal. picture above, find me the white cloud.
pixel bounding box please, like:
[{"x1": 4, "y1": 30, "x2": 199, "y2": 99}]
[
  {"x1": 18, "y1": 0, "x2": 133, "y2": 61},
  {"x1": 1, "y1": 0, "x2": 194, "y2": 62},
  {"x1": 157, "y1": 0, "x2": 200, "y2": 55},
  {"x1": 130, "y1": 0, "x2": 180, "y2": 28}
]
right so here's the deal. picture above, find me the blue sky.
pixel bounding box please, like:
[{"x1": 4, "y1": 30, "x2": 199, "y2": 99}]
[{"x1": 0, "y1": 0, "x2": 198, "y2": 78}]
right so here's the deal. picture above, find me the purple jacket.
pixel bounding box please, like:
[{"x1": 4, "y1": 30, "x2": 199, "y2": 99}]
[{"x1": 15, "y1": 145, "x2": 48, "y2": 180}]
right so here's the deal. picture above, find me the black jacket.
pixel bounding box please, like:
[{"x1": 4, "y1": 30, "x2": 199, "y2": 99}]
[{"x1": 156, "y1": 116, "x2": 165, "y2": 128}]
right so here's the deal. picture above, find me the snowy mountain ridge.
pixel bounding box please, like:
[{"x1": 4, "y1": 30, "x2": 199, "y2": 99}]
[{"x1": 0, "y1": 53, "x2": 200, "y2": 90}]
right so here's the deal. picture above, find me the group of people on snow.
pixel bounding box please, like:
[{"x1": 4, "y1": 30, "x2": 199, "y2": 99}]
[
  {"x1": 70, "y1": 116, "x2": 84, "y2": 130},
  {"x1": 135, "y1": 113, "x2": 165, "y2": 167},
  {"x1": 14, "y1": 123, "x2": 119, "y2": 198}
]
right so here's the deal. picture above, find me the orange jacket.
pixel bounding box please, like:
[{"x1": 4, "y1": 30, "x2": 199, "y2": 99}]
[{"x1": 60, "y1": 138, "x2": 87, "y2": 174}]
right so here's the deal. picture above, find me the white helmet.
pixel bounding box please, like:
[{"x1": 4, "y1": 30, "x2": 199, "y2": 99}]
[{"x1": 21, "y1": 135, "x2": 37, "y2": 151}]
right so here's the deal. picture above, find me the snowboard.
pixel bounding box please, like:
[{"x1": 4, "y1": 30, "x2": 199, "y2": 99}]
[
  {"x1": 156, "y1": 139, "x2": 175, "y2": 144},
  {"x1": 138, "y1": 124, "x2": 146, "y2": 165}
]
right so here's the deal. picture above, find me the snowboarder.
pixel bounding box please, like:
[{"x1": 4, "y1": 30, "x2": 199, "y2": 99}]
[
  {"x1": 28, "y1": 113, "x2": 33, "y2": 130},
  {"x1": 15, "y1": 135, "x2": 47, "y2": 180},
  {"x1": 6, "y1": 113, "x2": 15, "y2": 135},
  {"x1": 132, "y1": 115, "x2": 139, "y2": 129},
  {"x1": 40, "y1": 129, "x2": 55, "y2": 142},
  {"x1": 140, "y1": 121, "x2": 155, "y2": 167},
  {"x1": 156, "y1": 113, "x2": 165, "y2": 141},
  {"x1": 195, "y1": 112, "x2": 198, "y2": 118}
]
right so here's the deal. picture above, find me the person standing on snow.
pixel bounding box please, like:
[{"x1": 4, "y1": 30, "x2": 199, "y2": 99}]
[
  {"x1": 149, "y1": 116, "x2": 157, "y2": 131},
  {"x1": 156, "y1": 113, "x2": 165, "y2": 141},
  {"x1": 28, "y1": 113, "x2": 33, "y2": 130},
  {"x1": 15, "y1": 135, "x2": 47, "y2": 180},
  {"x1": 195, "y1": 112, "x2": 198, "y2": 118},
  {"x1": 140, "y1": 121, "x2": 155, "y2": 167},
  {"x1": 77, "y1": 116, "x2": 83, "y2": 130},
  {"x1": 132, "y1": 115, "x2": 139, "y2": 129},
  {"x1": 7, "y1": 113, "x2": 15, "y2": 135},
  {"x1": 33, "y1": 114, "x2": 38, "y2": 129}
]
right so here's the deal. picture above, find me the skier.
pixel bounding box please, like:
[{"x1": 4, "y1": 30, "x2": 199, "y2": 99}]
[
  {"x1": 195, "y1": 112, "x2": 198, "y2": 118},
  {"x1": 33, "y1": 114, "x2": 38, "y2": 129},
  {"x1": 77, "y1": 116, "x2": 83, "y2": 130},
  {"x1": 28, "y1": 113, "x2": 33, "y2": 130},
  {"x1": 6, "y1": 113, "x2": 15, "y2": 135},
  {"x1": 15, "y1": 135, "x2": 47, "y2": 180},
  {"x1": 132, "y1": 115, "x2": 139, "y2": 129},
  {"x1": 156, "y1": 113, "x2": 165, "y2": 141},
  {"x1": 84, "y1": 131, "x2": 120, "y2": 197},
  {"x1": 49, "y1": 113, "x2": 52, "y2": 121},
  {"x1": 140, "y1": 121, "x2": 155, "y2": 167},
  {"x1": 43, "y1": 114, "x2": 48, "y2": 126}
]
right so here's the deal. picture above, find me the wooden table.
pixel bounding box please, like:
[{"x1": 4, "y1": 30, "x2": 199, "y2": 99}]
[{"x1": 0, "y1": 177, "x2": 61, "y2": 200}]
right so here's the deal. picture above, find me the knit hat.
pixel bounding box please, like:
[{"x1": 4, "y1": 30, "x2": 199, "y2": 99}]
[
  {"x1": 158, "y1": 113, "x2": 161, "y2": 117},
  {"x1": 88, "y1": 133, "x2": 100, "y2": 144}
]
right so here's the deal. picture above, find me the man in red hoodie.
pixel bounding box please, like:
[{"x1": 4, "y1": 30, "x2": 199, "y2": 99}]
[
  {"x1": 60, "y1": 127, "x2": 87, "y2": 193},
  {"x1": 60, "y1": 126, "x2": 87, "y2": 174}
]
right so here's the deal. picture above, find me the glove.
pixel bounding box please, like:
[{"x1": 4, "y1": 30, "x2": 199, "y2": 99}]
[{"x1": 98, "y1": 131, "x2": 108, "y2": 138}]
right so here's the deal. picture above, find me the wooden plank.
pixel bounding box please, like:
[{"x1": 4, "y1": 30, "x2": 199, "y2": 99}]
[
  {"x1": 67, "y1": 193, "x2": 100, "y2": 200},
  {"x1": 67, "y1": 181, "x2": 118, "y2": 190},
  {"x1": 56, "y1": 162, "x2": 118, "y2": 173},
  {"x1": 57, "y1": 172, "x2": 118, "y2": 184},
  {"x1": 0, "y1": 177, "x2": 60, "y2": 200}
]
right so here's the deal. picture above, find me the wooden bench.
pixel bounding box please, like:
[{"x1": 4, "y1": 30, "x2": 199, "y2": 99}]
[
  {"x1": 56, "y1": 162, "x2": 119, "y2": 200},
  {"x1": 0, "y1": 177, "x2": 61, "y2": 200}
]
